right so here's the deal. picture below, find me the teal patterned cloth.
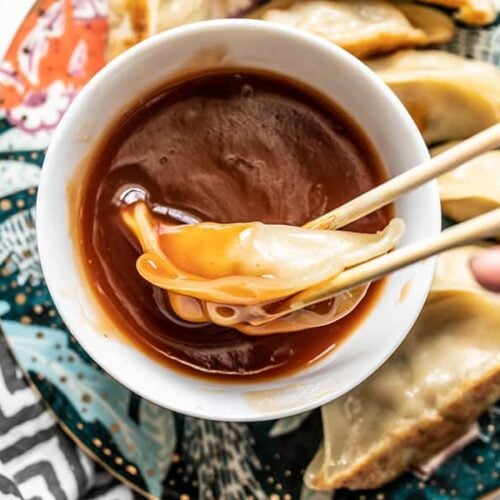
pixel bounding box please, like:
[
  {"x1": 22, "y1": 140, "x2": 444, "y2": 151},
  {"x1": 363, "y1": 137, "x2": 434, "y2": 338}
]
[{"x1": 0, "y1": 1, "x2": 499, "y2": 499}]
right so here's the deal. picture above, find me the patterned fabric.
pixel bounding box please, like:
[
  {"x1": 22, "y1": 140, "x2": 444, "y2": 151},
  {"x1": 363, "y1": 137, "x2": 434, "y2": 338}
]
[
  {"x1": 0, "y1": 334, "x2": 137, "y2": 499},
  {"x1": 0, "y1": 1, "x2": 499, "y2": 499}
]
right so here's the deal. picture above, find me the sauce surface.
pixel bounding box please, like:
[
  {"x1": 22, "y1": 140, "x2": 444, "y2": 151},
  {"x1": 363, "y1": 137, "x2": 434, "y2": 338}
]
[{"x1": 78, "y1": 70, "x2": 391, "y2": 380}]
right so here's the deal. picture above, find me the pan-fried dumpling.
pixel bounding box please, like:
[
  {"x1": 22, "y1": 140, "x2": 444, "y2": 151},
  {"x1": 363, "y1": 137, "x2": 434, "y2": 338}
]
[
  {"x1": 251, "y1": 1, "x2": 453, "y2": 59},
  {"x1": 432, "y1": 143, "x2": 500, "y2": 223},
  {"x1": 107, "y1": 0, "x2": 252, "y2": 59},
  {"x1": 121, "y1": 201, "x2": 404, "y2": 334},
  {"x1": 305, "y1": 245, "x2": 500, "y2": 490},
  {"x1": 367, "y1": 50, "x2": 500, "y2": 145},
  {"x1": 418, "y1": 0, "x2": 497, "y2": 26},
  {"x1": 394, "y1": 2, "x2": 455, "y2": 45}
]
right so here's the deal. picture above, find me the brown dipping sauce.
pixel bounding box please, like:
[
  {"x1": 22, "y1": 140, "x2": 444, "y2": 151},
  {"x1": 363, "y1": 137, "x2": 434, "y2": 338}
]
[{"x1": 78, "y1": 70, "x2": 391, "y2": 381}]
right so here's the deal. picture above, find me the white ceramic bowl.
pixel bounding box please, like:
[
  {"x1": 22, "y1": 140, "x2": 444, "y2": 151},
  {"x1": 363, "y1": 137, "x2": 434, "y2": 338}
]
[{"x1": 37, "y1": 19, "x2": 440, "y2": 422}]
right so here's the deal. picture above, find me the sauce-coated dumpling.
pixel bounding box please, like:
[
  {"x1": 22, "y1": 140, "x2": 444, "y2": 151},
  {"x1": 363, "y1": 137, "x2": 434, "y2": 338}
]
[{"x1": 121, "y1": 201, "x2": 404, "y2": 334}]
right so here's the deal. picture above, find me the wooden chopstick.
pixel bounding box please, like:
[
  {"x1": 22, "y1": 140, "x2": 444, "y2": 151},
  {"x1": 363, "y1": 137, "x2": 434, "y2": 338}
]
[
  {"x1": 305, "y1": 122, "x2": 500, "y2": 230},
  {"x1": 251, "y1": 124, "x2": 500, "y2": 321},
  {"x1": 291, "y1": 207, "x2": 500, "y2": 310}
]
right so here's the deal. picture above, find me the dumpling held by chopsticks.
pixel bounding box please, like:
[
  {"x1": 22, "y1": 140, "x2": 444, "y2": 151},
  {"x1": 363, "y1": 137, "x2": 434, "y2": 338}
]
[{"x1": 121, "y1": 201, "x2": 405, "y2": 334}]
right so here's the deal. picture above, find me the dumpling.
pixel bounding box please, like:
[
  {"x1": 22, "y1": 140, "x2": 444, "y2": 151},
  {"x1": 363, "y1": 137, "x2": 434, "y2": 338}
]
[
  {"x1": 123, "y1": 201, "x2": 404, "y2": 304},
  {"x1": 169, "y1": 285, "x2": 369, "y2": 335},
  {"x1": 432, "y1": 143, "x2": 500, "y2": 223},
  {"x1": 394, "y1": 2, "x2": 455, "y2": 45},
  {"x1": 305, "y1": 245, "x2": 500, "y2": 490},
  {"x1": 251, "y1": 1, "x2": 453, "y2": 59},
  {"x1": 121, "y1": 201, "x2": 404, "y2": 334},
  {"x1": 367, "y1": 50, "x2": 500, "y2": 145},
  {"x1": 107, "y1": 0, "x2": 252, "y2": 59},
  {"x1": 418, "y1": 0, "x2": 497, "y2": 26}
]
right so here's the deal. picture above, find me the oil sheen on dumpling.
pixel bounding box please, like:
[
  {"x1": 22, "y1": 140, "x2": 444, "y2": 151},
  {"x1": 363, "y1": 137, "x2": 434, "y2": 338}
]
[
  {"x1": 418, "y1": 0, "x2": 497, "y2": 26},
  {"x1": 432, "y1": 143, "x2": 500, "y2": 224},
  {"x1": 252, "y1": 0, "x2": 453, "y2": 59},
  {"x1": 305, "y1": 246, "x2": 500, "y2": 490},
  {"x1": 121, "y1": 201, "x2": 404, "y2": 334},
  {"x1": 367, "y1": 50, "x2": 500, "y2": 145}
]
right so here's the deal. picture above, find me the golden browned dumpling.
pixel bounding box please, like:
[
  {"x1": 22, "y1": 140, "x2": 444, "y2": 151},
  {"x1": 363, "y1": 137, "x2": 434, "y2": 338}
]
[
  {"x1": 107, "y1": 0, "x2": 455, "y2": 60},
  {"x1": 107, "y1": 0, "x2": 251, "y2": 59},
  {"x1": 305, "y1": 246, "x2": 500, "y2": 490},
  {"x1": 367, "y1": 50, "x2": 500, "y2": 144},
  {"x1": 395, "y1": 2, "x2": 455, "y2": 44},
  {"x1": 432, "y1": 143, "x2": 500, "y2": 223},
  {"x1": 418, "y1": 0, "x2": 497, "y2": 26},
  {"x1": 251, "y1": 0, "x2": 453, "y2": 59}
]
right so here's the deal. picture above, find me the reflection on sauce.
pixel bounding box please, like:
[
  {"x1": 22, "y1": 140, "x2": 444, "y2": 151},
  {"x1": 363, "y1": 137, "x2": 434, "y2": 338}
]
[{"x1": 78, "y1": 70, "x2": 391, "y2": 381}]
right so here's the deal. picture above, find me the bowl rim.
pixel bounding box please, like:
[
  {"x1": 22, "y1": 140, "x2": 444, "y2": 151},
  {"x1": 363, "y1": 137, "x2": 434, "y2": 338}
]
[{"x1": 36, "y1": 18, "x2": 440, "y2": 421}]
